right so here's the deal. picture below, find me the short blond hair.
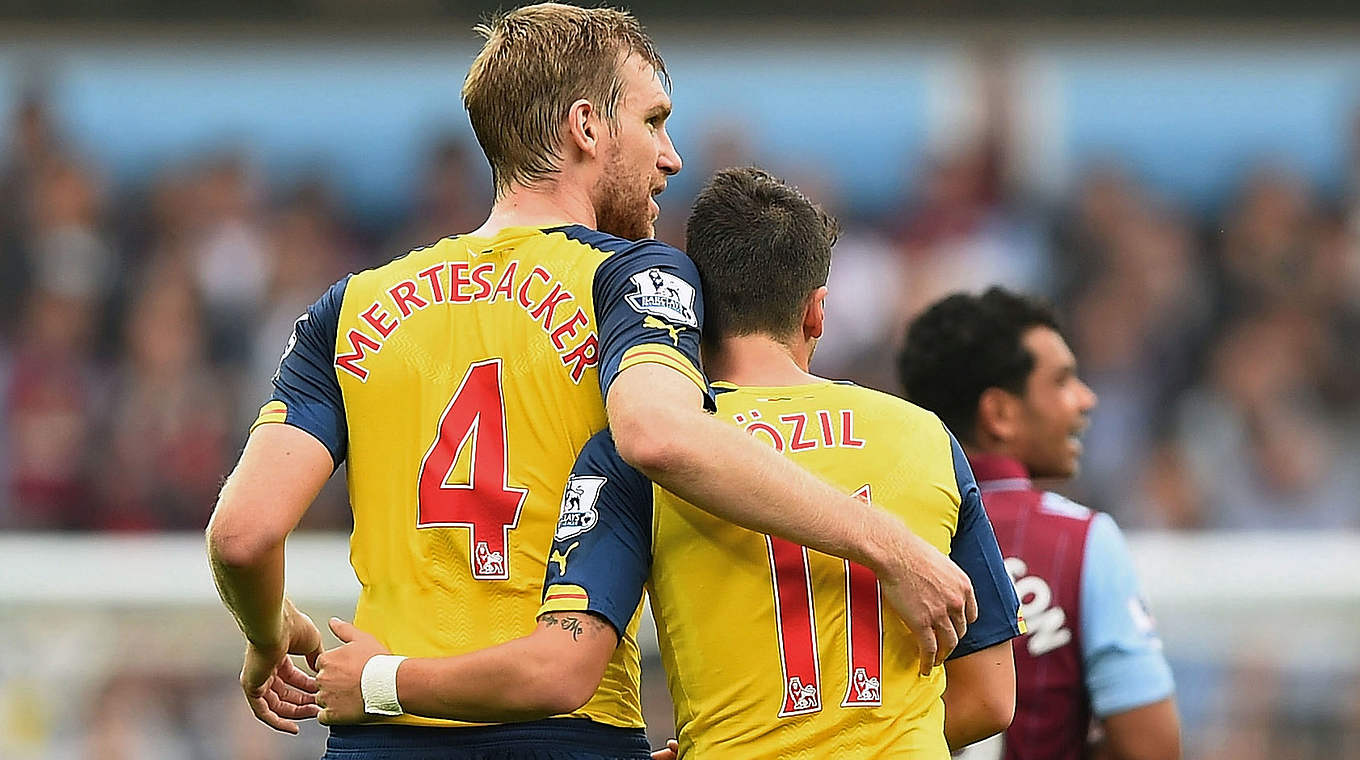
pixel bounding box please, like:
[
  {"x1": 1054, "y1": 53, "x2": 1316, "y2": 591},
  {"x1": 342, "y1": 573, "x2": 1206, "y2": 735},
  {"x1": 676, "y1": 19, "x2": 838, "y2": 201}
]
[{"x1": 462, "y1": 3, "x2": 668, "y2": 194}]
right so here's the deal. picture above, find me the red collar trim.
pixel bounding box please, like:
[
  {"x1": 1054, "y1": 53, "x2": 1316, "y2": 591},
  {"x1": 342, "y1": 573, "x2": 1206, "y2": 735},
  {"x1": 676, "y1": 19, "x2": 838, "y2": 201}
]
[{"x1": 966, "y1": 451, "x2": 1033, "y2": 490}]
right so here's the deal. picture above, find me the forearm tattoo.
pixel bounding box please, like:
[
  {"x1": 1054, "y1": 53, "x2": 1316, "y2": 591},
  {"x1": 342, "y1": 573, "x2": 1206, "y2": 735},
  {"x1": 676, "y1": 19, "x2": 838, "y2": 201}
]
[{"x1": 540, "y1": 613, "x2": 611, "y2": 642}]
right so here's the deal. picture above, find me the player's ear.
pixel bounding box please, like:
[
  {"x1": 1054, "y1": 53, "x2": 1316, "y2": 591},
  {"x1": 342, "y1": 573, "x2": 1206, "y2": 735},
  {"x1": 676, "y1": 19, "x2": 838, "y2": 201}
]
[
  {"x1": 803, "y1": 286, "x2": 829, "y2": 341},
  {"x1": 977, "y1": 386, "x2": 1020, "y2": 445},
  {"x1": 566, "y1": 99, "x2": 599, "y2": 158}
]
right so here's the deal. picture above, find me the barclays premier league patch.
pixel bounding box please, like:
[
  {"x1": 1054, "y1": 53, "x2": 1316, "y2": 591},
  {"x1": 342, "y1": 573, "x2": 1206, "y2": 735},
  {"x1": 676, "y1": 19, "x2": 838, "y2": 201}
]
[
  {"x1": 556, "y1": 475, "x2": 607, "y2": 540},
  {"x1": 626, "y1": 268, "x2": 698, "y2": 327}
]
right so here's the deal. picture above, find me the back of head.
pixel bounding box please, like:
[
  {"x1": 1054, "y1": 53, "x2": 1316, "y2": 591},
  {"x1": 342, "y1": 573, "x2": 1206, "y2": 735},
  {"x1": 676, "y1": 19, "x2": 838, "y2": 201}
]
[
  {"x1": 462, "y1": 3, "x2": 667, "y2": 195},
  {"x1": 685, "y1": 166, "x2": 839, "y2": 344},
  {"x1": 897, "y1": 287, "x2": 1061, "y2": 444}
]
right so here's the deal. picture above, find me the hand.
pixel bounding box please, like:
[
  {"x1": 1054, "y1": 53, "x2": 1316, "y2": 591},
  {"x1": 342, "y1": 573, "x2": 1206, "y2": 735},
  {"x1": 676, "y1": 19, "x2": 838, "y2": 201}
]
[
  {"x1": 283, "y1": 597, "x2": 325, "y2": 670},
  {"x1": 651, "y1": 738, "x2": 680, "y2": 759},
  {"x1": 240, "y1": 599, "x2": 323, "y2": 733},
  {"x1": 316, "y1": 617, "x2": 391, "y2": 725},
  {"x1": 877, "y1": 529, "x2": 978, "y2": 676}
]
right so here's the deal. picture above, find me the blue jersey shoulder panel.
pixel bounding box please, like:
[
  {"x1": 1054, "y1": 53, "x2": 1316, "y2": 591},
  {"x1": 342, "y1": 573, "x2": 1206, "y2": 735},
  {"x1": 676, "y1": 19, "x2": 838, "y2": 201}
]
[
  {"x1": 569, "y1": 229, "x2": 711, "y2": 410},
  {"x1": 549, "y1": 224, "x2": 643, "y2": 255},
  {"x1": 266, "y1": 275, "x2": 350, "y2": 468},
  {"x1": 541, "y1": 428, "x2": 655, "y2": 637},
  {"x1": 948, "y1": 429, "x2": 1025, "y2": 659}
]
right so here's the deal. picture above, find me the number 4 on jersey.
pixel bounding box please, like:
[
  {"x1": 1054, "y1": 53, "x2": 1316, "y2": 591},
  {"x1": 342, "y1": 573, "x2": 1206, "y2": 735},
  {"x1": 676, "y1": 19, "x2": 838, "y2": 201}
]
[
  {"x1": 767, "y1": 484, "x2": 883, "y2": 718},
  {"x1": 417, "y1": 359, "x2": 529, "y2": 581}
]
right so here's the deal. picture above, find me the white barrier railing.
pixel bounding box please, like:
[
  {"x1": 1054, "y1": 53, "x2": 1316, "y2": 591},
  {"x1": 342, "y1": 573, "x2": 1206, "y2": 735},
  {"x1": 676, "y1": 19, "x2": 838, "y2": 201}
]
[
  {"x1": 6, "y1": 530, "x2": 1359, "y2": 605},
  {"x1": 5, "y1": 531, "x2": 1359, "y2": 662},
  {"x1": 2, "y1": 532, "x2": 1358, "y2": 759}
]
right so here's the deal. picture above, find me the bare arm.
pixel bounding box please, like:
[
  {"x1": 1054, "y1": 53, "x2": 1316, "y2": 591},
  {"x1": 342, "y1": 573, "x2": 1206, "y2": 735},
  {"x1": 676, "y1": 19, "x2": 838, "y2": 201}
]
[
  {"x1": 206, "y1": 423, "x2": 332, "y2": 732},
  {"x1": 315, "y1": 613, "x2": 618, "y2": 725},
  {"x1": 1096, "y1": 698, "x2": 1181, "y2": 760},
  {"x1": 208, "y1": 423, "x2": 331, "y2": 645},
  {"x1": 942, "y1": 641, "x2": 1016, "y2": 750},
  {"x1": 607, "y1": 364, "x2": 976, "y2": 672}
]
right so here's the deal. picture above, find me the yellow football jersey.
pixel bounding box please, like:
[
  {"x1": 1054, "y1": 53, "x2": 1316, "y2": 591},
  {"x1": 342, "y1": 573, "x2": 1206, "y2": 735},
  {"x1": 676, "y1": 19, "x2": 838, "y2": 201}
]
[
  {"x1": 540, "y1": 380, "x2": 1023, "y2": 757},
  {"x1": 252, "y1": 224, "x2": 710, "y2": 729}
]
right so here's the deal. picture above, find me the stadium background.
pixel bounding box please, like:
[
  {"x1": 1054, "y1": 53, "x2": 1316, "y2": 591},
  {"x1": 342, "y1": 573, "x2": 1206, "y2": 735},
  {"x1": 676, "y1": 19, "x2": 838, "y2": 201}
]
[{"x1": 1, "y1": 2, "x2": 1359, "y2": 758}]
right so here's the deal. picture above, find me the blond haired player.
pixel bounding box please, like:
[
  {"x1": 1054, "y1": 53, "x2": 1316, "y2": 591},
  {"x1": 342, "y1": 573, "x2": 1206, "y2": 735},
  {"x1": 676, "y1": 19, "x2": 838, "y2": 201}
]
[
  {"x1": 207, "y1": 5, "x2": 977, "y2": 758},
  {"x1": 312, "y1": 168, "x2": 1024, "y2": 758}
]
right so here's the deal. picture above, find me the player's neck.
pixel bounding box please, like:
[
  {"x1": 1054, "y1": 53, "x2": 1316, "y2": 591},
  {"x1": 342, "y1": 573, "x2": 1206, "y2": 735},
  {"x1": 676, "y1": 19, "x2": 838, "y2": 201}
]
[
  {"x1": 704, "y1": 335, "x2": 821, "y2": 388},
  {"x1": 469, "y1": 180, "x2": 596, "y2": 237},
  {"x1": 965, "y1": 439, "x2": 1028, "y2": 472}
]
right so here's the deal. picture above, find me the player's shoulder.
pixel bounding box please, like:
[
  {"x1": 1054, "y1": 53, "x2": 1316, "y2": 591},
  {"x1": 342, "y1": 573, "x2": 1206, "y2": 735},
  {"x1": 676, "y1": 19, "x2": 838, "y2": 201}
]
[
  {"x1": 549, "y1": 224, "x2": 686, "y2": 259},
  {"x1": 568, "y1": 228, "x2": 695, "y2": 285},
  {"x1": 332, "y1": 237, "x2": 452, "y2": 306},
  {"x1": 574, "y1": 428, "x2": 647, "y2": 482},
  {"x1": 293, "y1": 273, "x2": 355, "y2": 324},
  {"x1": 575, "y1": 427, "x2": 626, "y2": 469},
  {"x1": 1038, "y1": 490, "x2": 1098, "y2": 522},
  {"x1": 570, "y1": 428, "x2": 655, "y2": 512},
  {"x1": 353, "y1": 236, "x2": 464, "y2": 281},
  {"x1": 573, "y1": 229, "x2": 700, "y2": 329},
  {"x1": 833, "y1": 381, "x2": 948, "y2": 436}
]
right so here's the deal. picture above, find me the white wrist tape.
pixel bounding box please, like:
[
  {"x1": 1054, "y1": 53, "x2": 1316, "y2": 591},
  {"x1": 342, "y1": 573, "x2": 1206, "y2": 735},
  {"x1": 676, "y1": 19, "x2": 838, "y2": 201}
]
[{"x1": 360, "y1": 654, "x2": 408, "y2": 716}]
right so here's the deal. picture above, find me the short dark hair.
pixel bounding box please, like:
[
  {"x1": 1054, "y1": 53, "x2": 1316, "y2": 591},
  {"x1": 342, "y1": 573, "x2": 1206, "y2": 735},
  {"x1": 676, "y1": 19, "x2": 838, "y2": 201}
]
[
  {"x1": 897, "y1": 287, "x2": 1062, "y2": 444},
  {"x1": 685, "y1": 167, "x2": 839, "y2": 343}
]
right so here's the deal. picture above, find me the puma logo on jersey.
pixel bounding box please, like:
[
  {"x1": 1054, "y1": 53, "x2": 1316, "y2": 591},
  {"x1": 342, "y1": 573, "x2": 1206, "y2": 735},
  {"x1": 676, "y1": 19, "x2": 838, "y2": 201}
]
[
  {"x1": 550, "y1": 541, "x2": 580, "y2": 575},
  {"x1": 643, "y1": 315, "x2": 683, "y2": 345}
]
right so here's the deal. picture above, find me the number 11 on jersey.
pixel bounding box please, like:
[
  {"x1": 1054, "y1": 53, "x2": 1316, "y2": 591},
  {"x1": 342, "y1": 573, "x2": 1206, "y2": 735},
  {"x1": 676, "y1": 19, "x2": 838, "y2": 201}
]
[
  {"x1": 766, "y1": 484, "x2": 883, "y2": 718},
  {"x1": 417, "y1": 359, "x2": 529, "y2": 581}
]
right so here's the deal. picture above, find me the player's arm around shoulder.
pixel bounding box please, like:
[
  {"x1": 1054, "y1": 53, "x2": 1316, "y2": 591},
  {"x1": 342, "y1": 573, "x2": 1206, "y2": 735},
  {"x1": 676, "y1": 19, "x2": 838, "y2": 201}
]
[
  {"x1": 316, "y1": 430, "x2": 651, "y2": 726},
  {"x1": 612, "y1": 365, "x2": 980, "y2": 662},
  {"x1": 314, "y1": 611, "x2": 620, "y2": 725},
  {"x1": 598, "y1": 248, "x2": 977, "y2": 671},
  {"x1": 1081, "y1": 512, "x2": 1181, "y2": 760}
]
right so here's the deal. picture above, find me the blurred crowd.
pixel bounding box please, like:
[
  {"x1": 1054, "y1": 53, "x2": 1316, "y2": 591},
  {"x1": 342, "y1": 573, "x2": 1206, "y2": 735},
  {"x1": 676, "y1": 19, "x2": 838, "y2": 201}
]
[
  {"x1": 2, "y1": 69, "x2": 1359, "y2": 538},
  {"x1": 4, "y1": 47, "x2": 1360, "y2": 760}
]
